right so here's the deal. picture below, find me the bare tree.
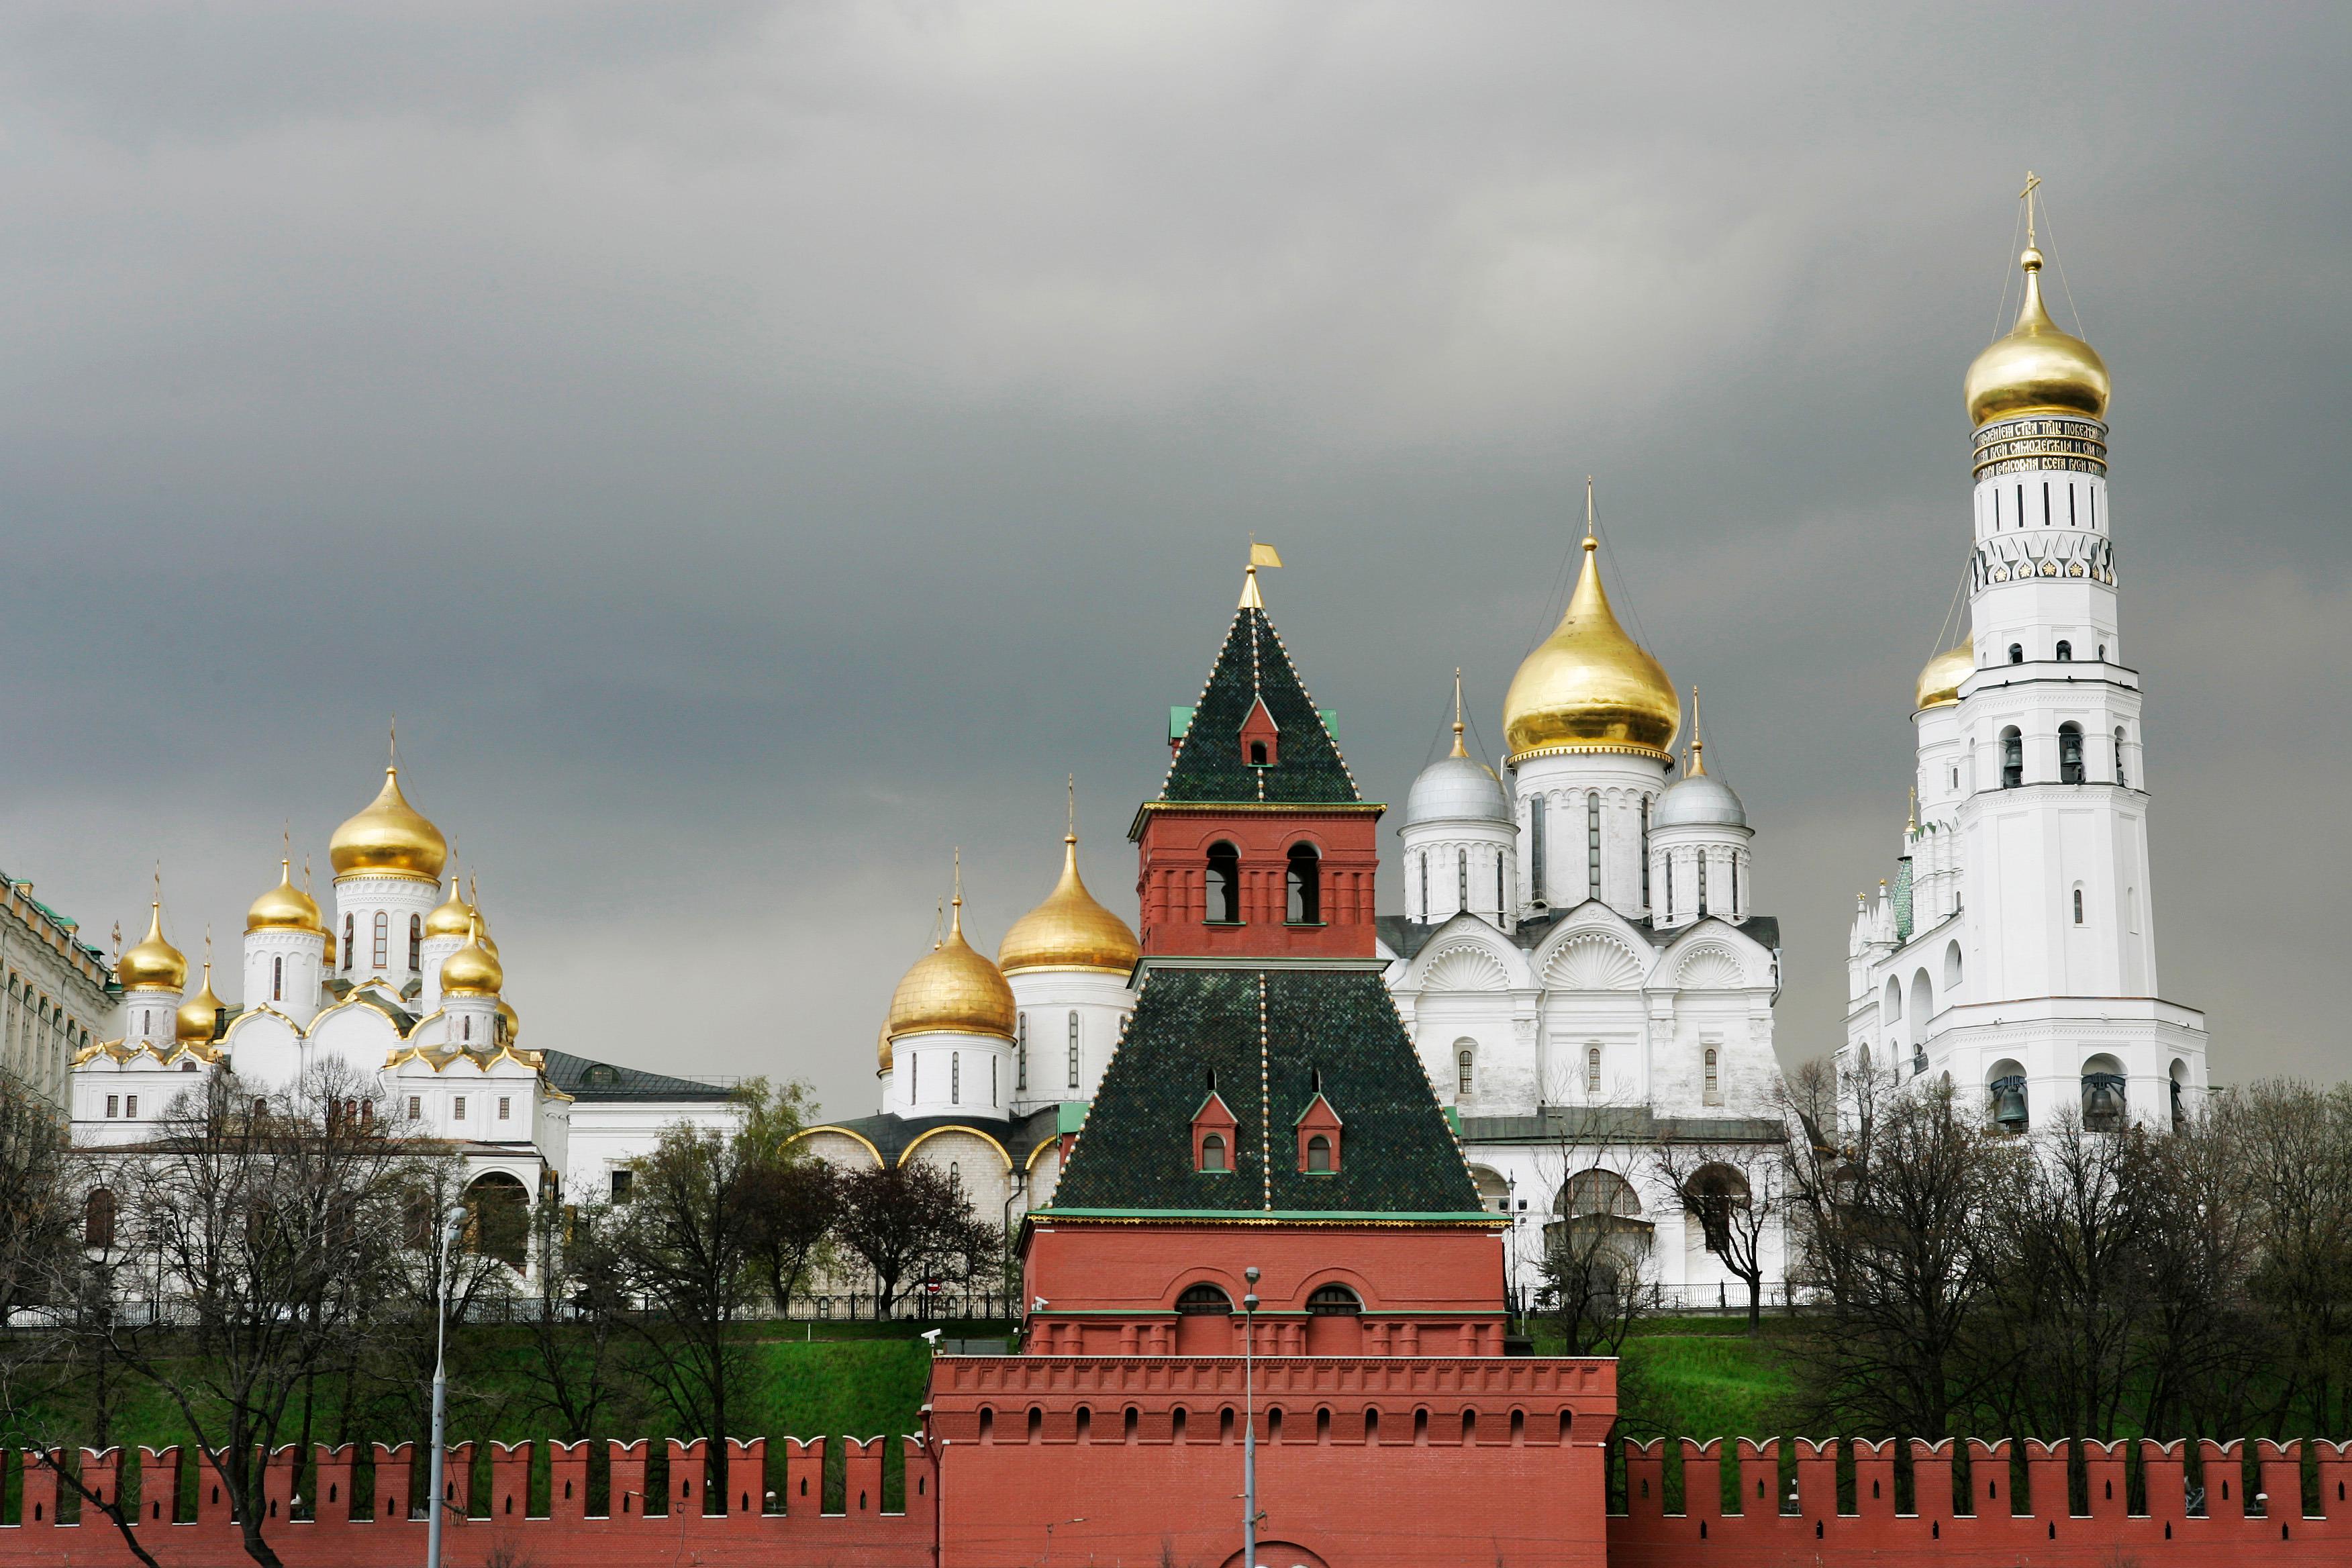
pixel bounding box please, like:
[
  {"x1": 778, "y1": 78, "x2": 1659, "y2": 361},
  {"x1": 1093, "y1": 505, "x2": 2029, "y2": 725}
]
[
  {"x1": 87, "y1": 1063, "x2": 435, "y2": 1568},
  {"x1": 833, "y1": 1162, "x2": 991, "y2": 1319},
  {"x1": 1651, "y1": 1137, "x2": 1783, "y2": 1330},
  {"x1": 2134, "y1": 1100, "x2": 2266, "y2": 1436},
  {"x1": 744, "y1": 1159, "x2": 842, "y2": 1316},
  {"x1": 1780, "y1": 1059, "x2": 2018, "y2": 1437},
  {"x1": 1524, "y1": 1105, "x2": 1652, "y2": 1357},
  {"x1": 519, "y1": 1195, "x2": 628, "y2": 1440},
  {"x1": 2228, "y1": 1081, "x2": 2352, "y2": 1434}
]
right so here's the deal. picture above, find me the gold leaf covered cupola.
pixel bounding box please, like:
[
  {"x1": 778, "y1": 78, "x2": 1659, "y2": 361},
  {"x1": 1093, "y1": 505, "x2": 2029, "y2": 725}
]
[
  {"x1": 330, "y1": 765, "x2": 448, "y2": 882},
  {"x1": 886, "y1": 885, "x2": 1016, "y2": 1042},
  {"x1": 1963, "y1": 183, "x2": 2109, "y2": 428},
  {"x1": 998, "y1": 797, "x2": 1139, "y2": 978},
  {"x1": 1502, "y1": 495, "x2": 1679, "y2": 763}
]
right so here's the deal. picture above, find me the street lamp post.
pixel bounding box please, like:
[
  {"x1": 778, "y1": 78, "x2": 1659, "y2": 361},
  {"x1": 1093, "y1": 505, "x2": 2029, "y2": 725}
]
[
  {"x1": 1242, "y1": 1265, "x2": 1260, "y2": 1568},
  {"x1": 426, "y1": 1204, "x2": 467, "y2": 1568}
]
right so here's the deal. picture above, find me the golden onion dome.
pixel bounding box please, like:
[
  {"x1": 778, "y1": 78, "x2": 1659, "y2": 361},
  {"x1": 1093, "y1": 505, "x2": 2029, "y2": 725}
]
[
  {"x1": 329, "y1": 766, "x2": 448, "y2": 881},
  {"x1": 877, "y1": 1022, "x2": 893, "y2": 1074},
  {"x1": 247, "y1": 859, "x2": 326, "y2": 935},
  {"x1": 1964, "y1": 248, "x2": 2109, "y2": 427},
  {"x1": 1503, "y1": 534, "x2": 1679, "y2": 761},
  {"x1": 999, "y1": 832, "x2": 1140, "y2": 976},
  {"x1": 1915, "y1": 640, "x2": 1974, "y2": 710},
  {"x1": 176, "y1": 963, "x2": 227, "y2": 1042},
  {"x1": 886, "y1": 898, "x2": 1016, "y2": 1041},
  {"x1": 439, "y1": 918, "x2": 503, "y2": 997},
  {"x1": 424, "y1": 880, "x2": 476, "y2": 940},
  {"x1": 119, "y1": 902, "x2": 189, "y2": 991}
]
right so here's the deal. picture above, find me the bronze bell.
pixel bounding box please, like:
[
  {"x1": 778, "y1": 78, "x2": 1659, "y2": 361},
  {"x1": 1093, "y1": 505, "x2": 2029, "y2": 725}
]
[
  {"x1": 2082, "y1": 1072, "x2": 2127, "y2": 1129},
  {"x1": 1990, "y1": 1075, "x2": 2029, "y2": 1131}
]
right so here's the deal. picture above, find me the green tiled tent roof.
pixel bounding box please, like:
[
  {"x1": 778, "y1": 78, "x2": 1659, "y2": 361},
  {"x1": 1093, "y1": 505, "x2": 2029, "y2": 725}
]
[
  {"x1": 1044, "y1": 967, "x2": 1485, "y2": 1219},
  {"x1": 1159, "y1": 605, "x2": 1359, "y2": 805}
]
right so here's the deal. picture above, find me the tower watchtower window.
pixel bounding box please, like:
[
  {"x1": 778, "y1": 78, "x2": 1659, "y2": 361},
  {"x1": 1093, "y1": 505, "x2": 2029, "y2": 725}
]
[
  {"x1": 2114, "y1": 727, "x2": 2128, "y2": 788},
  {"x1": 2055, "y1": 640, "x2": 2072, "y2": 662},
  {"x1": 1206, "y1": 842, "x2": 1241, "y2": 924},
  {"x1": 1248, "y1": 740, "x2": 1268, "y2": 767},
  {"x1": 2008, "y1": 644, "x2": 2024, "y2": 665},
  {"x1": 2000, "y1": 728, "x2": 2024, "y2": 789},
  {"x1": 1285, "y1": 843, "x2": 1322, "y2": 925}
]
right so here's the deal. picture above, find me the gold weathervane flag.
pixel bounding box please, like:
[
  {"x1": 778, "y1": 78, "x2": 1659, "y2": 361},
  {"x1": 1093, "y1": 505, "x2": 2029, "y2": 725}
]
[{"x1": 1249, "y1": 542, "x2": 1283, "y2": 569}]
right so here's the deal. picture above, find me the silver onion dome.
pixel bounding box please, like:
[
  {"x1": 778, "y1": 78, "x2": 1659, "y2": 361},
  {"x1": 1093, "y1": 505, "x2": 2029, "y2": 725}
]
[
  {"x1": 1654, "y1": 770, "x2": 1747, "y2": 830},
  {"x1": 1405, "y1": 753, "x2": 1510, "y2": 828}
]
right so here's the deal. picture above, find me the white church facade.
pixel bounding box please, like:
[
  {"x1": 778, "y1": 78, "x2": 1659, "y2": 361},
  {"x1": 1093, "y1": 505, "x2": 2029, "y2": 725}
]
[{"x1": 68, "y1": 763, "x2": 737, "y2": 1274}]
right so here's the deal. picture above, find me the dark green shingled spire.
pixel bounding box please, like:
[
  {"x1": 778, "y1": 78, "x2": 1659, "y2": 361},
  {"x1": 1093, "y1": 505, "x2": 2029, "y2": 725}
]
[
  {"x1": 1159, "y1": 602, "x2": 1360, "y2": 806},
  {"x1": 1044, "y1": 968, "x2": 1486, "y2": 1220}
]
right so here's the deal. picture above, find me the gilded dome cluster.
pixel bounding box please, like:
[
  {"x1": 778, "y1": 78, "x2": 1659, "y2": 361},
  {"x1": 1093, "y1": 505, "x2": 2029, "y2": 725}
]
[
  {"x1": 1963, "y1": 248, "x2": 2110, "y2": 428},
  {"x1": 246, "y1": 860, "x2": 326, "y2": 935},
  {"x1": 1503, "y1": 534, "x2": 1679, "y2": 762},
  {"x1": 440, "y1": 916, "x2": 505, "y2": 997}
]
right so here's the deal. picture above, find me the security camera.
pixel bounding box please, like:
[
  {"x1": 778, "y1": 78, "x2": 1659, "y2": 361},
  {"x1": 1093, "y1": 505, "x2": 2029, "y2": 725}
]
[
  {"x1": 1032, "y1": 1296, "x2": 1048, "y2": 1312},
  {"x1": 920, "y1": 1328, "x2": 942, "y2": 1346}
]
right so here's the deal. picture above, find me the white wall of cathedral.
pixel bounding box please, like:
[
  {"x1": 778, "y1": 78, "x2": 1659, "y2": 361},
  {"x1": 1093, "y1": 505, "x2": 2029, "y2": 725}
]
[
  {"x1": 330, "y1": 875, "x2": 438, "y2": 993},
  {"x1": 1400, "y1": 820, "x2": 1517, "y2": 929},
  {"x1": 1008, "y1": 968, "x2": 1133, "y2": 1116},
  {"x1": 418, "y1": 934, "x2": 464, "y2": 1012},
  {"x1": 242, "y1": 928, "x2": 326, "y2": 1028},
  {"x1": 119, "y1": 986, "x2": 179, "y2": 1052},
  {"x1": 889, "y1": 1028, "x2": 1012, "y2": 1122},
  {"x1": 1391, "y1": 911, "x2": 1780, "y2": 1125},
  {"x1": 1508, "y1": 750, "x2": 1669, "y2": 922}
]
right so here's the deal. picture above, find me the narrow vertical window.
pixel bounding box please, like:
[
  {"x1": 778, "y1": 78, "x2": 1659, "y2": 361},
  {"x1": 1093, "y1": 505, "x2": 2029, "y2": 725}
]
[
  {"x1": 1698, "y1": 851, "x2": 1708, "y2": 916},
  {"x1": 371, "y1": 911, "x2": 389, "y2": 969},
  {"x1": 1067, "y1": 1012, "x2": 1081, "y2": 1091},
  {"x1": 1206, "y1": 842, "x2": 1241, "y2": 924},
  {"x1": 2059, "y1": 723, "x2": 2084, "y2": 783},
  {"x1": 991, "y1": 1055, "x2": 999, "y2": 1107},
  {"x1": 951, "y1": 1051, "x2": 961, "y2": 1106},
  {"x1": 1457, "y1": 849, "x2": 1468, "y2": 913},
  {"x1": 343, "y1": 915, "x2": 354, "y2": 971},
  {"x1": 1016, "y1": 1014, "x2": 1028, "y2": 1091},
  {"x1": 1418, "y1": 852, "x2": 1428, "y2": 920},
  {"x1": 1640, "y1": 798, "x2": 1651, "y2": 907},
  {"x1": 107, "y1": 1094, "x2": 119, "y2": 1118},
  {"x1": 1704, "y1": 1048, "x2": 1720, "y2": 1101},
  {"x1": 272, "y1": 955, "x2": 284, "y2": 1001},
  {"x1": 2073, "y1": 889, "x2": 2084, "y2": 925},
  {"x1": 408, "y1": 914, "x2": 422, "y2": 971},
  {"x1": 454, "y1": 1096, "x2": 467, "y2": 1122},
  {"x1": 2001, "y1": 728, "x2": 2024, "y2": 788},
  {"x1": 1496, "y1": 856, "x2": 1505, "y2": 917},
  {"x1": 2008, "y1": 644, "x2": 2024, "y2": 665},
  {"x1": 1586, "y1": 793, "x2": 1602, "y2": 902},
  {"x1": 1457, "y1": 1048, "x2": 1473, "y2": 1095},
  {"x1": 1529, "y1": 797, "x2": 1547, "y2": 904},
  {"x1": 409, "y1": 1095, "x2": 422, "y2": 1120},
  {"x1": 2114, "y1": 728, "x2": 2128, "y2": 788},
  {"x1": 462, "y1": 1015, "x2": 471, "y2": 1042},
  {"x1": 1663, "y1": 851, "x2": 1673, "y2": 920},
  {"x1": 1285, "y1": 842, "x2": 1321, "y2": 924},
  {"x1": 1730, "y1": 855, "x2": 1741, "y2": 918},
  {"x1": 498, "y1": 1096, "x2": 511, "y2": 1121},
  {"x1": 1585, "y1": 1046, "x2": 1602, "y2": 1095}
]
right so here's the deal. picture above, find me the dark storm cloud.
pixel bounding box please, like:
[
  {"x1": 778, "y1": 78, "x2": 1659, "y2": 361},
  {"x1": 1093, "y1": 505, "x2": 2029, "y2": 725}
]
[{"x1": 0, "y1": 3, "x2": 2344, "y2": 1114}]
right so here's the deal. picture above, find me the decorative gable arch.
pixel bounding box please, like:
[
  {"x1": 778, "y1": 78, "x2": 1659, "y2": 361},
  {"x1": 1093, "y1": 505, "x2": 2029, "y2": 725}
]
[
  {"x1": 1674, "y1": 946, "x2": 1745, "y2": 989},
  {"x1": 1543, "y1": 934, "x2": 1645, "y2": 991},
  {"x1": 1421, "y1": 944, "x2": 1511, "y2": 993}
]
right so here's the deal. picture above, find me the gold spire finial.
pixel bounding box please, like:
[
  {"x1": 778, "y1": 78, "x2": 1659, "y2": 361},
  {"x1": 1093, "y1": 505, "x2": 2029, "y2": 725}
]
[
  {"x1": 1908, "y1": 785, "x2": 1919, "y2": 834},
  {"x1": 2020, "y1": 170, "x2": 2041, "y2": 250},
  {"x1": 950, "y1": 848, "x2": 964, "y2": 936},
  {"x1": 1583, "y1": 477, "x2": 1597, "y2": 552},
  {"x1": 1240, "y1": 540, "x2": 1282, "y2": 609},
  {"x1": 930, "y1": 899, "x2": 944, "y2": 950},
  {"x1": 1450, "y1": 669, "x2": 1467, "y2": 758},
  {"x1": 1066, "y1": 774, "x2": 1078, "y2": 845},
  {"x1": 1687, "y1": 685, "x2": 1706, "y2": 776},
  {"x1": 111, "y1": 922, "x2": 121, "y2": 961},
  {"x1": 388, "y1": 716, "x2": 398, "y2": 770}
]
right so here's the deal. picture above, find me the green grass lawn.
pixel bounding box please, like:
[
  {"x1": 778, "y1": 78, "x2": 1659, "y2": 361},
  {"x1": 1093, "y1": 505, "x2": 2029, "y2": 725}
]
[{"x1": 1614, "y1": 1320, "x2": 1802, "y2": 1442}]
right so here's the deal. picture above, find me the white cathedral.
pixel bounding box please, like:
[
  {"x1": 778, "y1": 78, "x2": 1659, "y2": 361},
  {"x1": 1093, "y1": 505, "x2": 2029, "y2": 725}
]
[{"x1": 68, "y1": 764, "x2": 736, "y2": 1272}]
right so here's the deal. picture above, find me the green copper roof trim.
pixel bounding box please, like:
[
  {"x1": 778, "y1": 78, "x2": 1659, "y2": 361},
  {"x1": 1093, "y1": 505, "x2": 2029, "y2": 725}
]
[{"x1": 1056, "y1": 1100, "x2": 1087, "y2": 1135}]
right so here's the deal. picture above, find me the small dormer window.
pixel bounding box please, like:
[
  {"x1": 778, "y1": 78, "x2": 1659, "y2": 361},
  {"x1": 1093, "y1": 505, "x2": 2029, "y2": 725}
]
[
  {"x1": 1199, "y1": 1134, "x2": 1228, "y2": 1172},
  {"x1": 1239, "y1": 695, "x2": 1279, "y2": 768},
  {"x1": 1306, "y1": 1134, "x2": 1332, "y2": 1172},
  {"x1": 1193, "y1": 1089, "x2": 1238, "y2": 1173},
  {"x1": 1295, "y1": 1091, "x2": 1342, "y2": 1173},
  {"x1": 1248, "y1": 741, "x2": 1268, "y2": 766}
]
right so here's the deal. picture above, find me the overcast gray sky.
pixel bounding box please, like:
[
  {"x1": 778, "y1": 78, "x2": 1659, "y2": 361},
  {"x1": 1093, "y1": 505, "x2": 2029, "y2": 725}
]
[{"x1": 2, "y1": 3, "x2": 2345, "y2": 1118}]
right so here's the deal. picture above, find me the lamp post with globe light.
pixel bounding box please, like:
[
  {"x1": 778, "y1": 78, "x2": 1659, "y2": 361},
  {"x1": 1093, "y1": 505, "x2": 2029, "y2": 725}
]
[{"x1": 426, "y1": 1203, "x2": 467, "y2": 1568}]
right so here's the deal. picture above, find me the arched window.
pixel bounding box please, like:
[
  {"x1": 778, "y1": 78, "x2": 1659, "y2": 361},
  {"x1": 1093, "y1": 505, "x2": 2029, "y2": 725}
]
[
  {"x1": 1703, "y1": 1047, "x2": 1720, "y2": 1103},
  {"x1": 1305, "y1": 1134, "x2": 1333, "y2": 1173},
  {"x1": 342, "y1": 915, "x2": 354, "y2": 971},
  {"x1": 2055, "y1": 640, "x2": 2073, "y2": 661},
  {"x1": 408, "y1": 914, "x2": 422, "y2": 971},
  {"x1": 1417, "y1": 852, "x2": 1428, "y2": 920},
  {"x1": 1306, "y1": 1283, "x2": 1361, "y2": 1316},
  {"x1": 1176, "y1": 1282, "x2": 1231, "y2": 1314},
  {"x1": 1640, "y1": 797, "x2": 1651, "y2": 906},
  {"x1": 464, "y1": 1172, "x2": 530, "y2": 1269},
  {"x1": 1067, "y1": 1012, "x2": 1081, "y2": 1090},
  {"x1": 272, "y1": 955, "x2": 284, "y2": 1002},
  {"x1": 951, "y1": 1051, "x2": 961, "y2": 1105},
  {"x1": 1455, "y1": 1042, "x2": 1475, "y2": 1096},
  {"x1": 2114, "y1": 728, "x2": 2128, "y2": 787},
  {"x1": 371, "y1": 911, "x2": 389, "y2": 969},
  {"x1": 1559, "y1": 1169, "x2": 1641, "y2": 1220},
  {"x1": 1457, "y1": 849, "x2": 1469, "y2": 913},
  {"x1": 2000, "y1": 728, "x2": 2024, "y2": 789},
  {"x1": 360, "y1": 1098, "x2": 374, "y2": 1127},
  {"x1": 2008, "y1": 643, "x2": 2024, "y2": 665},
  {"x1": 84, "y1": 1188, "x2": 116, "y2": 1248},
  {"x1": 2059, "y1": 722, "x2": 2084, "y2": 784},
  {"x1": 462, "y1": 1015, "x2": 472, "y2": 1042},
  {"x1": 1286, "y1": 842, "x2": 1321, "y2": 924},
  {"x1": 1016, "y1": 1013, "x2": 1028, "y2": 1091},
  {"x1": 1988, "y1": 1062, "x2": 2030, "y2": 1132},
  {"x1": 948, "y1": 1161, "x2": 961, "y2": 1193},
  {"x1": 2081, "y1": 1055, "x2": 2126, "y2": 1132},
  {"x1": 1943, "y1": 940, "x2": 1963, "y2": 991},
  {"x1": 1683, "y1": 1165, "x2": 1749, "y2": 1255},
  {"x1": 1528, "y1": 797, "x2": 1547, "y2": 904},
  {"x1": 2073, "y1": 887, "x2": 2085, "y2": 925},
  {"x1": 1198, "y1": 1134, "x2": 1228, "y2": 1173},
  {"x1": 1206, "y1": 842, "x2": 1240, "y2": 924},
  {"x1": 1585, "y1": 1045, "x2": 1602, "y2": 1095},
  {"x1": 1697, "y1": 850, "x2": 1709, "y2": 916}
]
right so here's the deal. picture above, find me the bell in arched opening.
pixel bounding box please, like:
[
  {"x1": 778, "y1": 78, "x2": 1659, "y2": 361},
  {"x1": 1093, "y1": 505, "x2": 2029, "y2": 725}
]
[{"x1": 1989, "y1": 1073, "x2": 2030, "y2": 1132}]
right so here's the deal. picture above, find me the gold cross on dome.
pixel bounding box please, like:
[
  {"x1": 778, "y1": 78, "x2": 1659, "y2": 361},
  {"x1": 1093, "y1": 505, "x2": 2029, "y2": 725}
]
[{"x1": 2019, "y1": 170, "x2": 2042, "y2": 247}]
